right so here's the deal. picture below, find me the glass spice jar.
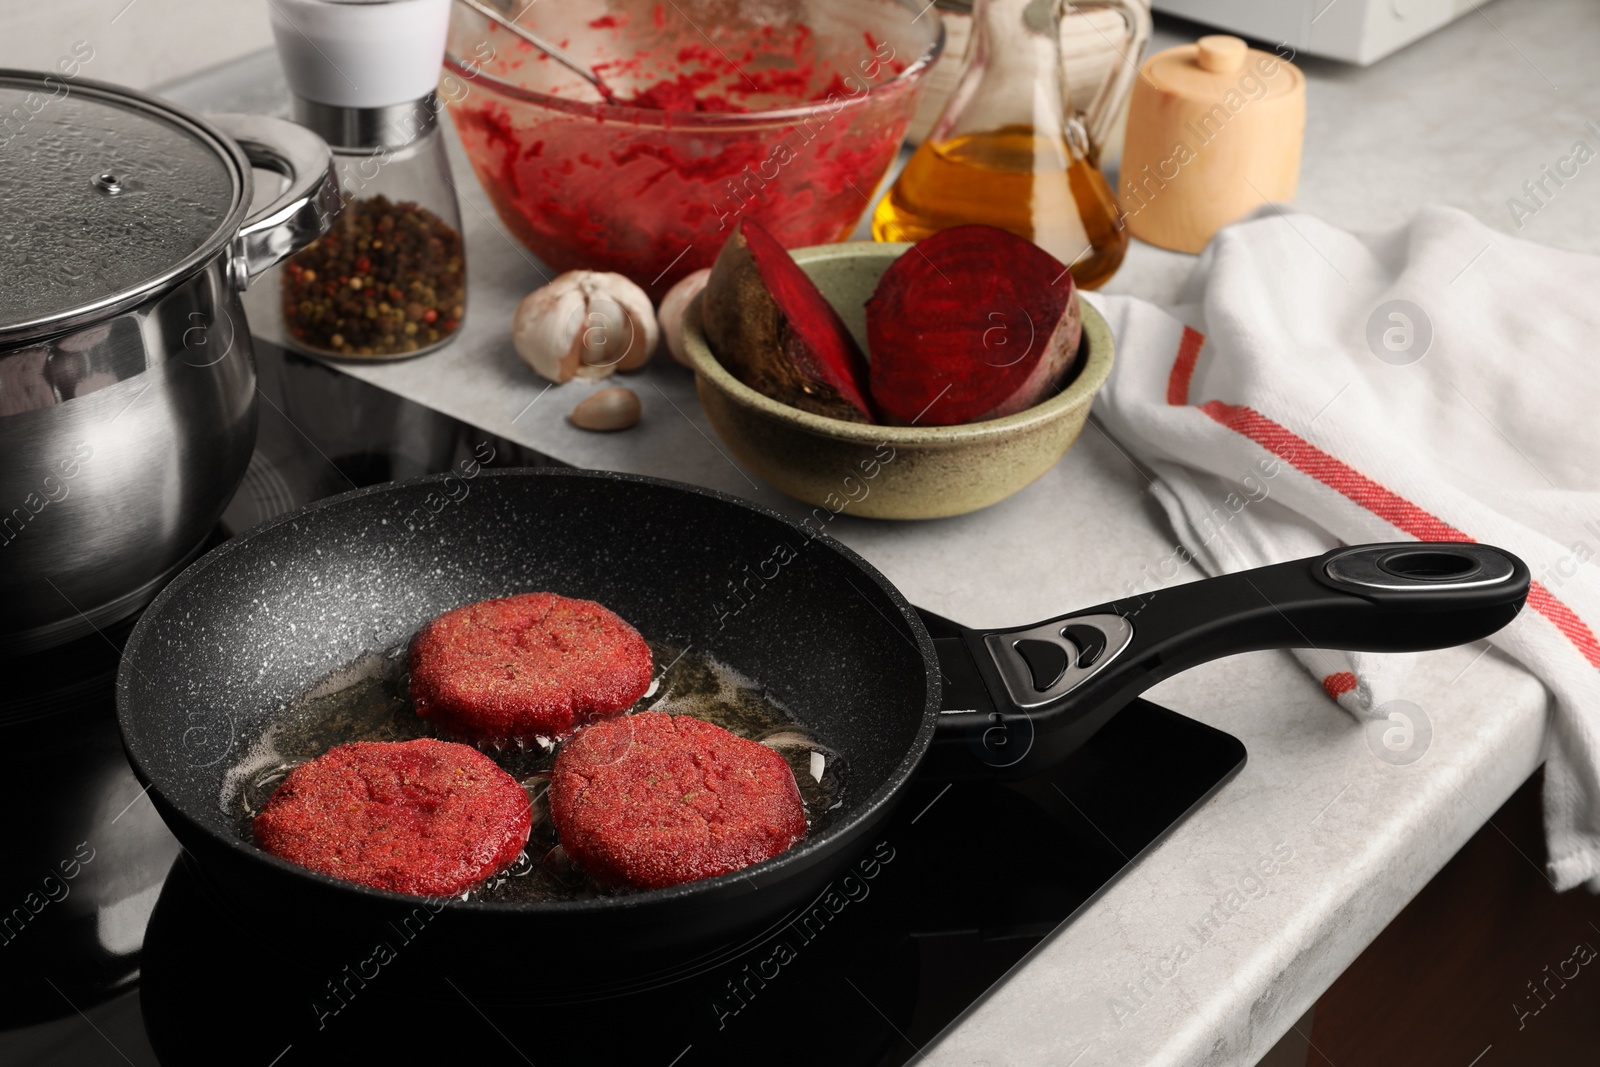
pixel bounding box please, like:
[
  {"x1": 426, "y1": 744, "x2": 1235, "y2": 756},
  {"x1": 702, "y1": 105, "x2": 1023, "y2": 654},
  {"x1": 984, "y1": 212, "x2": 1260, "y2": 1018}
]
[{"x1": 281, "y1": 96, "x2": 466, "y2": 360}]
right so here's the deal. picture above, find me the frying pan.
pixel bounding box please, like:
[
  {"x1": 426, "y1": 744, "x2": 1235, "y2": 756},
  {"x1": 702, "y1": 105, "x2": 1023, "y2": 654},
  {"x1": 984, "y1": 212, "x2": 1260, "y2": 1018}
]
[{"x1": 116, "y1": 469, "x2": 1528, "y2": 956}]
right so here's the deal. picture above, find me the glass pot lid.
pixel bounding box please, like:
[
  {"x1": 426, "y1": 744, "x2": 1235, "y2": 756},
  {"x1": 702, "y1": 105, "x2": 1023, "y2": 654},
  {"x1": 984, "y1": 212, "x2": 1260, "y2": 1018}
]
[{"x1": 0, "y1": 71, "x2": 249, "y2": 345}]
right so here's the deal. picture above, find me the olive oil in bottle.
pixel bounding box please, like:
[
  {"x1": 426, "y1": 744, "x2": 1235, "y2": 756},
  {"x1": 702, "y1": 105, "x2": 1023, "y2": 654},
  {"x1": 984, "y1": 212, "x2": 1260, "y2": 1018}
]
[
  {"x1": 872, "y1": 0, "x2": 1149, "y2": 291},
  {"x1": 872, "y1": 124, "x2": 1128, "y2": 290}
]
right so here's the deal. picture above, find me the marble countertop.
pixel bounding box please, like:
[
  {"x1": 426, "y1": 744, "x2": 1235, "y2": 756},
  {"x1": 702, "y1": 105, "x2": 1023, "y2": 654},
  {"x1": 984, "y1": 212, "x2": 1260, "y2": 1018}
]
[{"x1": 161, "y1": 2, "x2": 1589, "y2": 1061}]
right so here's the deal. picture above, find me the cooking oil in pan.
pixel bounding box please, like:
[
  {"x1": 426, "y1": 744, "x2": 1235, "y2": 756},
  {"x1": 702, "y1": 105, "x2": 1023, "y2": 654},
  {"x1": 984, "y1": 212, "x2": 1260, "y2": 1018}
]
[{"x1": 223, "y1": 640, "x2": 845, "y2": 902}]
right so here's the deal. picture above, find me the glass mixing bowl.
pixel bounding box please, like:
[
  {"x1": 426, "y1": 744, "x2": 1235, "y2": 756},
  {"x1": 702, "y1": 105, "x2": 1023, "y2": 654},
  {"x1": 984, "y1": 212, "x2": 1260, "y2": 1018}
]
[{"x1": 444, "y1": 0, "x2": 943, "y2": 298}]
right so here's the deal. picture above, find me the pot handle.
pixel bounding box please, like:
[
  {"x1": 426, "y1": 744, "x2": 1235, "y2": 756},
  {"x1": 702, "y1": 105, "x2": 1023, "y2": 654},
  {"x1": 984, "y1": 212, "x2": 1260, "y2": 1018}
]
[
  {"x1": 209, "y1": 113, "x2": 341, "y2": 290},
  {"x1": 927, "y1": 542, "x2": 1529, "y2": 780}
]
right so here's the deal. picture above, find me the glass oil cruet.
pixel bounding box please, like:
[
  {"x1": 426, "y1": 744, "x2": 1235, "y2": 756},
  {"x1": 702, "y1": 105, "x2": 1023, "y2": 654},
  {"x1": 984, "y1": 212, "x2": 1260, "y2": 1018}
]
[{"x1": 873, "y1": 0, "x2": 1151, "y2": 289}]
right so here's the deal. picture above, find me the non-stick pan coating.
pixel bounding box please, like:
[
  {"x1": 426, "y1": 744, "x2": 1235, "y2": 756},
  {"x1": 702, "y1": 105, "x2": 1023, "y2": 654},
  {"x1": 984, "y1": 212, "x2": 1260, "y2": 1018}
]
[{"x1": 117, "y1": 469, "x2": 938, "y2": 952}]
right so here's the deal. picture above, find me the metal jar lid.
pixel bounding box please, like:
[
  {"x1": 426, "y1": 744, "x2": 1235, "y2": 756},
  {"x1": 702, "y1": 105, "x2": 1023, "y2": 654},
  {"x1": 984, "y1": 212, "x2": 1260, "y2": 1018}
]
[{"x1": 0, "y1": 71, "x2": 253, "y2": 346}]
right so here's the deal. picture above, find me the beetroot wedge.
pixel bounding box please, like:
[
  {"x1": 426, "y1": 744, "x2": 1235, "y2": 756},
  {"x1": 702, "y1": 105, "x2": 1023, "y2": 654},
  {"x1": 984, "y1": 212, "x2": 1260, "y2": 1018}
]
[
  {"x1": 700, "y1": 219, "x2": 875, "y2": 423},
  {"x1": 866, "y1": 226, "x2": 1082, "y2": 426}
]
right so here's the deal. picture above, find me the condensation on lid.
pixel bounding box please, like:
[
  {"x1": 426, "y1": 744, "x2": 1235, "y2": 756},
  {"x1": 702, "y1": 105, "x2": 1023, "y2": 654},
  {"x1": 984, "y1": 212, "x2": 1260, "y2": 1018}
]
[{"x1": 0, "y1": 78, "x2": 242, "y2": 339}]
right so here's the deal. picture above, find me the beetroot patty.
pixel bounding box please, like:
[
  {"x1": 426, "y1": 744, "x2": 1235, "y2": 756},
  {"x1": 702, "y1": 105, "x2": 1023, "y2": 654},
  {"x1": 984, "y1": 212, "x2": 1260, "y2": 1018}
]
[
  {"x1": 254, "y1": 739, "x2": 531, "y2": 897},
  {"x1": 550, "y1": 712, "x2": 807, "y2": 889},
  {"x1": 409, "y1": 592, "x2": 653, "y2": 743}
]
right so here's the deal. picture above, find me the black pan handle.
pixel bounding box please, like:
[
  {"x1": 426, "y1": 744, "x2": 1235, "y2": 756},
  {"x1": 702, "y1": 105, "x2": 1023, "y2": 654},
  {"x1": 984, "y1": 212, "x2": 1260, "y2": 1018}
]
[{"x1": 924, "y1": 542, "x2": 1529, "y2": 780}]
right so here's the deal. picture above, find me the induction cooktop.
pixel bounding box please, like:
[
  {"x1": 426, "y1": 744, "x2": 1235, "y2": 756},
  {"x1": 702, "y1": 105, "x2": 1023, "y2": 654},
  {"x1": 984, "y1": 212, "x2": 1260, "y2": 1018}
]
[{"x1": 0, "y1": 343, "x2": 1245, "y2": 1066}]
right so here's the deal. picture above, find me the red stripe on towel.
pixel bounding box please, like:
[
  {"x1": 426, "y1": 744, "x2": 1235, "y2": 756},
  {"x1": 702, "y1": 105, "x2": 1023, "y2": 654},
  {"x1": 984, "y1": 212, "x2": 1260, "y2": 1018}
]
[
  {"x1": 1322, "y1": 672, "x2": 1359, "y2": 699},
  {"x1": 1165, "y1": 326, "x2": 1206, "y2": 406},
  {"x1": 1190, "y1": 398, "x2": 1600, "y2": 670}
]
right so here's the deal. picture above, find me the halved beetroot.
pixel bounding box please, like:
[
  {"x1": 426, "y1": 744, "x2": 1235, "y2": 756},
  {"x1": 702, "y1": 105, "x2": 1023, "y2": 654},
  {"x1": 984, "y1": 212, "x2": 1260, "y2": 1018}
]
[
  {"x1": 866, "y1": 226, "x2": 1082, "y2": 426},
  {"x1": 700, "y1": 219, "x2": 875, "y2": 423}
]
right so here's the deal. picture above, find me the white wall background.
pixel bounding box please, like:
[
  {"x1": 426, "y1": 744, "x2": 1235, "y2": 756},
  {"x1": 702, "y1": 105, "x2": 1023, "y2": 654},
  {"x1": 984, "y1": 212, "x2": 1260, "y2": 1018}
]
[{"x1": 0, "y1": 0, "x2": 273, "y2": 89}]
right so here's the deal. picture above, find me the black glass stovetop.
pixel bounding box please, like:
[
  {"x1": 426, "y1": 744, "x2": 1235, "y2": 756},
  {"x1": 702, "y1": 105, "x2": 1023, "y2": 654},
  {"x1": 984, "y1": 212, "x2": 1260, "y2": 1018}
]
[{"x1": 0, "y1": 342, "x2": 1245, "y2": 1065}]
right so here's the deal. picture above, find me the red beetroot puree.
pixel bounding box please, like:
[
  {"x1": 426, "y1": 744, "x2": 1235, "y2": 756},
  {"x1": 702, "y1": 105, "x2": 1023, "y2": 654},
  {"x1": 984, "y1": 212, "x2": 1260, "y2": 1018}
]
[{"x1": 448, "y1": 13, "x2": 913, "y2": 298}]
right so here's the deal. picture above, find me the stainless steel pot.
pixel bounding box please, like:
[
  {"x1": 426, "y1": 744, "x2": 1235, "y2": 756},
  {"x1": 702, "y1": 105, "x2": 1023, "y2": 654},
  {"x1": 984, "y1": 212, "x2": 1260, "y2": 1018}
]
[{"x1": 0, "y1": 72, "x2": 339, "y2": 656}]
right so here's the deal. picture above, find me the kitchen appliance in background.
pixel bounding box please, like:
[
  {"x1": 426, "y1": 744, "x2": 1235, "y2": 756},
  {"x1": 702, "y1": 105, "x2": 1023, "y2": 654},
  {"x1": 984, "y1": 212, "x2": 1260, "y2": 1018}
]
[
  {"x1": 1119, "y1": 34, "x2": 1305, "y2": 253},
  {"x1": 1153, "y1": 0, "x2": 1478, "y2": 65},
  {"x1": 269, "y1": 0, "x2": 468, "y2": 360},
  {"x1": 872, "y1": 0, "x2": 1151, "y2": 289},
  {"x1": 0, "y1": 71, "x2": 337, "y2": 657}
]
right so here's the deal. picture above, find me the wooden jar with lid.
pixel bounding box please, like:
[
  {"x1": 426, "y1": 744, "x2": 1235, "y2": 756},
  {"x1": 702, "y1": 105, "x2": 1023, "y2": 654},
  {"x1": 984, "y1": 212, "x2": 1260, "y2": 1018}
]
[{"x1": 1119, "y1": 35, "x2": 1305, "y2": 253}]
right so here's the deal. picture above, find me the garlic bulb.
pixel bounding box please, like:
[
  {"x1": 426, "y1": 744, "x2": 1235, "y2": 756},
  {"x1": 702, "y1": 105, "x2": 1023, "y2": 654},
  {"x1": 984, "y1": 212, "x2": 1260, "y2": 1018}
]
[
  {"x1": 513, "y1": 271, "x2": 660, "y2": 383},
  {"x1": 657, "y1": 267, "x2": 711, "y2": 367}
]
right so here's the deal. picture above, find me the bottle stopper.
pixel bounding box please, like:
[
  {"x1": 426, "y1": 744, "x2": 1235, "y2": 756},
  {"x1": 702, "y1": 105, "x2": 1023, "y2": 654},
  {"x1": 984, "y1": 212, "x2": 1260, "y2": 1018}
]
[{"x1": 1118, "y1": 34, "x2": 1306, "y2": 254}]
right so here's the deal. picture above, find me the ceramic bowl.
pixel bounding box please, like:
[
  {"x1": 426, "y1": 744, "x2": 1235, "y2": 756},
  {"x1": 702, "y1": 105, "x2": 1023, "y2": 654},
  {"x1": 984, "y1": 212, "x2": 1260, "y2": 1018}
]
[{"x1": 681, "y1": 241, "x2": 1114, "y2": 520}]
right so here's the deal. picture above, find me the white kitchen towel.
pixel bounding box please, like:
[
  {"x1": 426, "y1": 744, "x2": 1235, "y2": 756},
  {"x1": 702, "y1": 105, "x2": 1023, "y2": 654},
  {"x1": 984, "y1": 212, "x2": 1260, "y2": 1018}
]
[{"x1": 1087, "y1": 204, "x2": 1600, "y2": 891}]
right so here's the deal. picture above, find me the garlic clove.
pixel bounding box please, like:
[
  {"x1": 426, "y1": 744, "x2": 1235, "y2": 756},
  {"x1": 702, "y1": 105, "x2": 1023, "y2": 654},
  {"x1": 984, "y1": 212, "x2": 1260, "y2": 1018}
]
[
  {"x1": 608, "y1": 283, "x2": 660, "y2": 374},
  {"x1": 512, "y1": 284, "x2": 584, "y2": 382},
  {"x1": 570, "y1": 272, "x2": 657, "y2": 377},
  {"x1": 569, "y1": 387, "x2": 642, "y2": 431},
  {"x1": 657, "y1": 267, "x2": 711, "y2": 367},
  {"x1": 513, "y1": 271, "x2": 660, "y2": 383}
]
